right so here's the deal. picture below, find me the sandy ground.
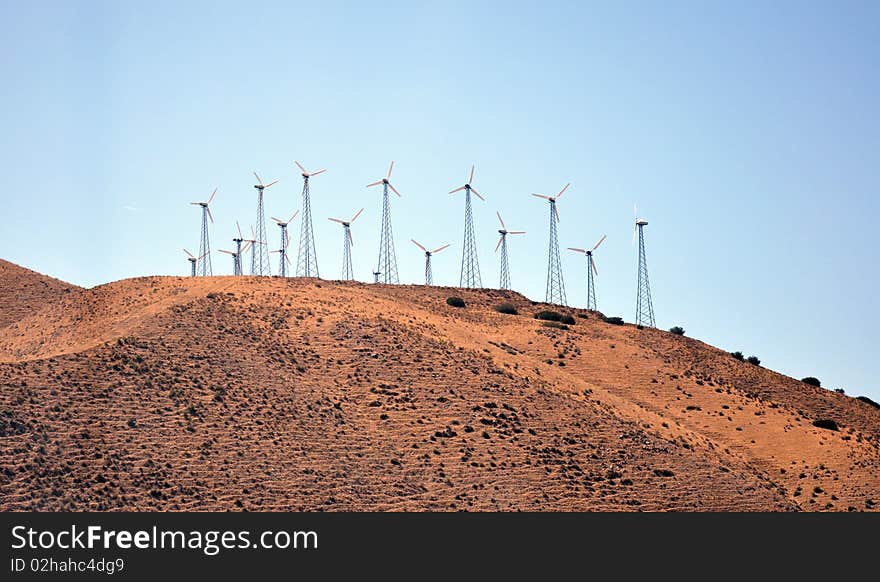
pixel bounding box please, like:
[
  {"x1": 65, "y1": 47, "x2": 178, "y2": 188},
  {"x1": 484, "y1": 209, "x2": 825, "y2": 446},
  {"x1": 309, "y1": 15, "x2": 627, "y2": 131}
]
[{"x1": 0, "y1": 263, "x2": 877, "y2": 511}]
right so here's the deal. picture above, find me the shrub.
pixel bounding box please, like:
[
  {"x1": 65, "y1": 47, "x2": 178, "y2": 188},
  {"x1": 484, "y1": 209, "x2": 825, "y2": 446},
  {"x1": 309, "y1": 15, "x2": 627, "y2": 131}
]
[
  {"x1": 812, "y1": 419, "x2": 839, "y2": 431},
  {"x1": 541, "y1": 321, "x2": 569, "y2": 330},
  {"x1": 834, "y1": 388, "x2": 845, "y2": 394},
  {"x1": 746, "y1": 356, "x2": 761, "y2": 366},
  {"x1": 577, "y1": 313, "x2": 589, "y2": 319},
  {"x1": 669, "y1": 326, "x2": 685, "y2": 336},
  {"x1": 856, "y1": 396, "x2": 880, "y2": 409},
  {"x1": 801, "y1": 377, "x2": 821, "y2": 387},
  {"x1": 446, "y1": 297, "x2": 466, "y2": 308},
  {"x1": 731, "y1": 351, "x2": 745, "y2": 361},
  {"x1": 560, "y1": 314, "x2": 576, "y2": 325},
  {"x1": 534, "y1": 310, "x2": 562, "y2": 322},
  {"x1": 602, "y1": 316, "x2": 624, "y2": 325},
  {"x1": 494, "y1": 303, "x2": 518, "y2": 315}
]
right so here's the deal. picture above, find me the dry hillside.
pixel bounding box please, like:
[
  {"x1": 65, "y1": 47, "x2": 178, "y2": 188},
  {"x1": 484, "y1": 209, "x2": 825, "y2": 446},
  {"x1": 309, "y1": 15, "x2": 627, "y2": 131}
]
[{"x1": 0, "y1": 261, "x2": 877, "y2": 511}]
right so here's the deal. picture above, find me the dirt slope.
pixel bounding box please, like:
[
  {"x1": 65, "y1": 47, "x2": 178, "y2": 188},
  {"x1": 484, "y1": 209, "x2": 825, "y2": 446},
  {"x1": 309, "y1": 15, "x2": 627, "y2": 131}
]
[
  {"x1": 0, "y1": 267, "x2": 877, "y2": 511},
  {"x1": 0, "y1": 259, "x2": 80, "y2": 329}
]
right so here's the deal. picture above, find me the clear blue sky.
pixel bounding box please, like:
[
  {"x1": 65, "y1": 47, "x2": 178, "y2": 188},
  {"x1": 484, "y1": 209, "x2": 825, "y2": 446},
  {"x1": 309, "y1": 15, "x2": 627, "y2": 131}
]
[{"x1": 2, "y1": 1, "x2": 878, "y2": 400}]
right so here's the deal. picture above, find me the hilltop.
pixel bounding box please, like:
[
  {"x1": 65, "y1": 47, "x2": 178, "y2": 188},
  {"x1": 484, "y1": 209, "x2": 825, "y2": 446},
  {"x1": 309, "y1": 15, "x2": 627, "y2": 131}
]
[
  {"x1": 0, "y1": 262, "x2": 878, "y2": 511},
  {"x1": 0, "y1": 259, "x2": 80, "y2": 328}
]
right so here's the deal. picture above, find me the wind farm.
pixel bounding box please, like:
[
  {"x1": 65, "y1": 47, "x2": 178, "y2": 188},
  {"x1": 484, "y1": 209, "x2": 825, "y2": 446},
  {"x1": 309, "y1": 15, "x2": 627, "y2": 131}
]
[{"x1": 3, "y1": 1, "x2": 878, "y2": 522}]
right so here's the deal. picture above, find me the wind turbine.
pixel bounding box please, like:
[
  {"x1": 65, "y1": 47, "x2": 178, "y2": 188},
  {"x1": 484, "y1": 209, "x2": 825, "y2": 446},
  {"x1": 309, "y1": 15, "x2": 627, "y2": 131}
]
[
  {"x1": 190, "y1": 188, "x2": 217, "y2": 276},
  {"x1": 328, "y1": 208, "x2": 364, "y2": 281},
  {"x1": 231, "y1": 221, "x2": 246, "y2": 274},
  {"x1": 294, "y1": 161, "x2": 325, "y2": 278},
  {"x1": 531, "y1": 183, "x2": 570, "y2": 305},
  {"x1": 242, "y1": 225, "x2": 261, "y2": 275},
  {"x1": 633, "y1": 204, "x2": 655, "y2": 327},
  {"x1": 494, "y1": 211, "x2": 525, "y2": 290},
  {"x1": 367, "y1": 161, "x2": 401, "y2": 284},
  {"x1": 271, "y1": 233, "x2": 292, "y2": 278},
  {"x1": 182, "y1": 248, "x2": 202, "y2": 277},
  {"x1": 411, "y1": 240, "x2": 451, "y2": 286},
  {"x1": 272, "y1": 210, "x2": 299, "y2": 277},
  {"x1": 449, "y1": 165, "x2": 484, "y2": 288},
  {"x1": 568, "y1": 234, "x2": 606, "y2": 310},
  {"x1": 218, "y1": 248, "x2": 243, "y2": 275},
  {"x1": 252, "y1": 172, "x2": 278, "y2": 276}
]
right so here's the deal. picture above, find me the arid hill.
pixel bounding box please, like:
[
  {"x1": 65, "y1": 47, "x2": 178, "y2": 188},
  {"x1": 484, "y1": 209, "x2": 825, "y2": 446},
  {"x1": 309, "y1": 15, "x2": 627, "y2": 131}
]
[
  {"x1": 0, "y1": 262, "x2": 878, "y2": 511},
  {"x1": 0, "y1": 259, "x2": 79, "y2": 328}
]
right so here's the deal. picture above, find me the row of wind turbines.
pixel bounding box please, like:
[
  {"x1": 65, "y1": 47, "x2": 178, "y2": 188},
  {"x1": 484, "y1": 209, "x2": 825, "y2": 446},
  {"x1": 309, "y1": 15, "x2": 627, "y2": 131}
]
[{"x1": 184, "y1": 161, "x2": 657, "y2": 328}]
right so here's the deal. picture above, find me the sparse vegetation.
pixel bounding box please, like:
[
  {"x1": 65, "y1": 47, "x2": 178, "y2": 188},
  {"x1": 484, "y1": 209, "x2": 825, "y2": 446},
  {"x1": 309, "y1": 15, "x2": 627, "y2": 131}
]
[
  {"x1": 669, "y1": 326, "x2": 685, "y2": 336},
  {"x1": 746, "y1": 356, "x2": 761, "y2": 366},
  {"x1": 731, "y1": 351, "x2": 745, "y2": 361},
  {"x1": 856, "y1": 396, "x2": 880, "y2": 409},
  {"x1": 801, "y1": 377, "x2": 821, "y2": 387},
  {"x1": 560, "y1": 314, "x2": 576, "y2": 325},
  {"x1": 602, "y1": 315, "x2": 624, "y2": 325},
  {"x1": 834, "y1": 388, "x2": 845, "y2": 394},
  {"x1": 541, "y1": 321, "x2": 569, "y2": 330},
  {"x1": 494, "y1": 303, "x2": 518, "y2": 315},
  {"x1": 534, "y1": 310, "x2": 562, "y2": 322},
  {"x1": 812, "y1": 419, "x2": 839, "y2": 431},
  {"x1": 446, "y1": 297, "x2": 466, "y2": 308}
]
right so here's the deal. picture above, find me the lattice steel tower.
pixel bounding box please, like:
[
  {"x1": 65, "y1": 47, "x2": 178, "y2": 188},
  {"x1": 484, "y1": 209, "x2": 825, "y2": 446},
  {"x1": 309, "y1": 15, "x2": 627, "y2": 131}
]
[
  {"x1": 329, "y1": 208, "x2": 363, "y2": 281},
  {"x1": 568, "y1": 235, "x2": 606, "y2": 311},
  {"x1": 411, "y1": 240, "x2": 450, "y2": 286},
  {"x1": 190, "y1": 188, "x2": 216, "y2": 276},
  {"x1": 532, "y1": 183, "x2": 570, "y2": 305},
  {"x1": 252, "y1": 172, "x2": 277, "y2": 276},
  {"x1": 449, "y1": 165, "x2": 484, "y2": 288},
  {"x1": 183, "y1": 249, "x2": 199, "y2": 277},
  {"x1": 367, "y1": 161, "x2": 401, "y2": 284},
  {"x1": 494, "y1": 211, "x2": 525, "y2": 290},
  {"x1": 294, "y1": 161, "x2": 325, "y2": 278},
  {"x1": 272, "y1": 211, "x2": 298, "y2": 278},
  {"x1": 635, "y1": 212, "x2": 655, "y2": 327}
]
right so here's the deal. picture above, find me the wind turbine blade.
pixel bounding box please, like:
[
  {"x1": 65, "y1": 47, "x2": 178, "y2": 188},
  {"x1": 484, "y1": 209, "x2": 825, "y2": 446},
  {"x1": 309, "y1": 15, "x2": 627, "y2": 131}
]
[
  {"x1": 236, "y1": 220, "x2": 243, "y2": 239},
  {"x1": 432, "y1": 244, "x2": 451, "y2": 254},
  {"x1": 411, "y1": 239, "x2": 427, "y2": 252},
  {"x1": 387, "y1": 161, "x2": 394, "y2": 179},
  {"x1": 310, "y1": 169, "x2": 326, "y2": 177},
  {"x1": 366, "y1": 180, "x2": 383, "y2": 188},
  {"x1": 592, "y1": 234, "x2": 607, "y2": 251},
  {"x1": 348, "y1": 228, "x2": 353, "y2": 246},
  {"x1": 208, "y1": 188, "x2": 217, "y2": 204},
  {"x1": 251, "y1": 225, "x2": 256, "y2": 238},
  {"x1": 567, "y1": 247, "x2": 586, "y2": 253},
  {"x1": 496, "y1": 211, "x2": 506, "y2": 230},
  {"x1": 289, "y1": 210, "x2": 299, "y2": 222},
  {"x1": 183, "y1": 248, "x2": 195, "y2": 258},
  {"x1": 495, "y1": 236, "x2": 503, "y2": 252},
  {"x1": 509, "y1": 230, "x2": 526, "y2": 234},
  {"x1": 388, "y1": 182, "x2": 401, "y2": 197},
  {"x1": 469, "y1": 164, "x2": 475, "y2": 184},
  {"x1": 350, "y1": 208, "x2": 364, "y2": 223},
  {"x1": 241, "y1": 241, "x2": 252, "y2": 253},
  {"x1": 556, "y1": 183, "x2": 570, "y2": 199},
  {"x1": 554, "y1": 203, "x2": 560, "y2": 222},
  {"x1": 471, "y1": 188, "x2": 485, "y2": 201},
  {"x1": 328, "y1": 217, "x2": 345, "y2": 224},
  {"x1": 264, "y1": 180, "x2": 278, "y2": 189},
  {"x1": 190, "y1": 202, "x2": 201, "y2": 206},
  {"x1": 285, "y1": 254, "x2": 292, "y2": 265},
  {"x1": 295, "y1": 161, "x2": 307, "y2": 174},
  {"x1": 531, "y1": 193, "x2": 550, "y2": 200},
  {"x1": 271, "y1": 216, "x2": 283, "y2": 223},
  {"x1": 218, "y1": 249, "x2": 233, "y2": 255},
  {"x1": 449, "y1": 186, "x2": 466, "y2": 194},
  {"x1": 592, "y1": 257, "x2": 599, "y2": 276},
  {"x1": 253, "y1": 171, "x2": 263, "y2": 185},
  {"x1": 207, "y1": 207, "x2": 214, "y2": 223},
  {"x1": 632, "y1": 223, "x2": 637, "y2": 246}
]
